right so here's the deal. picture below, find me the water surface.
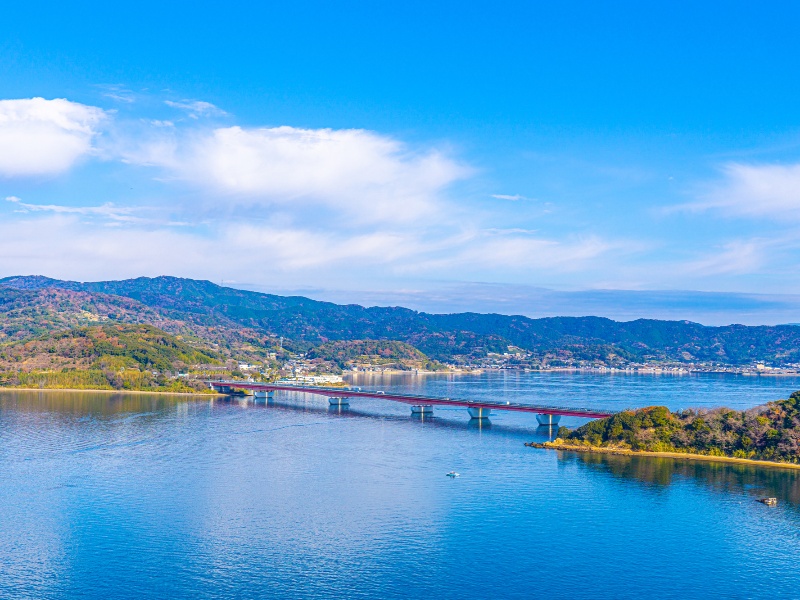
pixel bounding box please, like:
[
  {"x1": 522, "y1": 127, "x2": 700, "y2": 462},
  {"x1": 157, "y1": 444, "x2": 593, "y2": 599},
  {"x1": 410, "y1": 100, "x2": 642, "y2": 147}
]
[{"x1": 2, "y1": 372, "x2": 800, "y2": 598}]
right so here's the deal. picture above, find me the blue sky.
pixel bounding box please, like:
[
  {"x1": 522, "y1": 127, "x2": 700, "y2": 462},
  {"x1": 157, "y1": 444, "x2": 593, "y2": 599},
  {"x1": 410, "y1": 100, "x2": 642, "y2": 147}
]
[{"x1": 2, "y1": 1, "x2": 800, "y2": 324}]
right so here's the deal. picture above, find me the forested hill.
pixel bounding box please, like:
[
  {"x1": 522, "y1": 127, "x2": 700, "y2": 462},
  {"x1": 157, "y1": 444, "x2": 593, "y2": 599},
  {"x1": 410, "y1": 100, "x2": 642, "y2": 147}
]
[
  {"x1": 2, "y1": 275, "x2": 800, "y2": 366},
  {"x1": 0, "y1": 324, "x2": 220, "y2": 373},
  {"x1": 550, "y1": 392, "x2": 800, "y2": 463}
]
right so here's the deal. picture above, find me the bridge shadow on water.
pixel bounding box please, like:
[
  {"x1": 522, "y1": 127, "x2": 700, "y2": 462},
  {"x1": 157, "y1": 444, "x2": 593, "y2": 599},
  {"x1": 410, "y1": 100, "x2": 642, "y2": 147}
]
[
  {"x1": 556, "y1": 448, "x2": 800, "y2": 509},
  {"x1": 217, "y1": 394, "x2": 560, "y2": 442}
]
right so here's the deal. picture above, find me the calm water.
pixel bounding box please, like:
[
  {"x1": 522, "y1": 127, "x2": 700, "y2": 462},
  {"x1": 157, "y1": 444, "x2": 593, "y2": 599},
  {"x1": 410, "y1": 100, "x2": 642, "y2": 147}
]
[{"x1": 3, "y1": 372, "x2": 800, "y2": 599}]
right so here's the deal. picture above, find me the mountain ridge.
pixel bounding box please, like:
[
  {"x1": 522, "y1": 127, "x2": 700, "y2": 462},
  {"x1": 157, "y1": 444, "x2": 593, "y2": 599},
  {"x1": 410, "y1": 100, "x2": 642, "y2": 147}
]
[{"x1": 2, "y1": 275, "x2": 799, "y2": 366}]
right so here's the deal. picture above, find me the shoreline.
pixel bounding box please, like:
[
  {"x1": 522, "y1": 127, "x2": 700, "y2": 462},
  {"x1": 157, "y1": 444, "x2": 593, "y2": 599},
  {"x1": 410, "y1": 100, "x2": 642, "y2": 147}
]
[
  {"x1": 347, "y1": 368, "x2": 468, "y2": 375},
  {"x1": 0, "y1": 387, "x2": 215, "y2": 397},
  {"x1": 528, "y1": 441, "x2": 800, "y2": 471},
  {"x1": 351, "y1": 368, "x2": 800, "y2": 377}
]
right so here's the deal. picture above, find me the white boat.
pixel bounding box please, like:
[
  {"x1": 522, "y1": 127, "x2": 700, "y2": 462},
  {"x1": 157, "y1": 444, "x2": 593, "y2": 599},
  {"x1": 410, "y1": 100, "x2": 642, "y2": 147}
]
[{"x1": 446, "y1": 471, "x2": 460, "y2": 478}]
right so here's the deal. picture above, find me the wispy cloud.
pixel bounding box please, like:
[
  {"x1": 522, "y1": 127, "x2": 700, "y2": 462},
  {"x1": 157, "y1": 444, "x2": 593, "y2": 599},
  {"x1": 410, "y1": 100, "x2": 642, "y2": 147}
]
[
  {"x1": 96, "y1": 84, "x2": 136, "y2": 104},
  {"x1": 164, "y1": 99, "x2": 227, "y2": 118},
  {"x1": 682, "y1": 239, "x2": 767, "y2": 276},
  {"x1": 490, "y1": 193, "x2": 533, "y2": 201},
  {"x1": 4, "y1": 196, "x2": 140, "y2": 223},
  {"x1": 674, "y1": 162, "x2": 800, "y2": 219},
  {"x1": 0, "y1": 204, "x2": 630, "y2": 293},
  {"x1": 457, "y1": 233, "x2": 615, "y2": 271}
]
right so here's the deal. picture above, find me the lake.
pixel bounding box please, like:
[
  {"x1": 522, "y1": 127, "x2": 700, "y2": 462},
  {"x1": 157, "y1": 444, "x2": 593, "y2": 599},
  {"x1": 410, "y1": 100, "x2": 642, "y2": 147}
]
[{"x1": 2, "y1": 371, "x2": 800, "y2": 599}]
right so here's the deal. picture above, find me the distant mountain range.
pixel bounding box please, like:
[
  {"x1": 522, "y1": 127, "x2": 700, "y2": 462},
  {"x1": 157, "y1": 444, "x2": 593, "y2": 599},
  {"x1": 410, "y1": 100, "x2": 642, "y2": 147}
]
[{"x1": 2, "y1": 275, "x2": 800, "y2": 367}]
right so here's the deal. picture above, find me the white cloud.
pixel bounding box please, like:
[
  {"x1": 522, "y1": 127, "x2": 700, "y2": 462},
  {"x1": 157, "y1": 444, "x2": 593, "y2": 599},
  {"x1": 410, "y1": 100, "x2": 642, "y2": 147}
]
[
  {"x1": 0, "y1": 95, "x2": 466, "y2": 225},
  {"x1": 0, "y1": 94, "x2": 630, "y2": 291},
  {"x1": 222, "y1": 224, "x2": 420, "y2": 269},
  {"x1": 679, "y1": 162, "x2": 800, "y2": 219},
  {"x1": 0, "y1": 216, "x2": 212, "y2": 279},
  {"x1": 125, "y1": 125, "x2": 469, "y2": 223},
  {"x1": 0, "y1": 215, "x2": 422, "y2": 282},
  {"x1": 164, "y1": 99, "x2": 226, "y2": 118},
  {"x1": 0, "y1": 98, "x2": 106, "y2": 177}
]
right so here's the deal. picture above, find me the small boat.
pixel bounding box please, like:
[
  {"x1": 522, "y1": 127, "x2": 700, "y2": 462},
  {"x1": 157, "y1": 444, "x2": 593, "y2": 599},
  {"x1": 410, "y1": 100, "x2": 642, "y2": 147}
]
[
  {"x1": 446, "y1": 471, "x2": 460, "y2": 478},
  {"x1": 758, "y1": 497, "x2": 778, "y2": 506}
]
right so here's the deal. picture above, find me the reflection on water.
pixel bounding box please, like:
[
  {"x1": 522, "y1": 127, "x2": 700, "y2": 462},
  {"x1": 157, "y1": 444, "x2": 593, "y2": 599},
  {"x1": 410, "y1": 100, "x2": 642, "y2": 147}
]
[
  {"x1": 564, "y1": 450, "x2": 800, "y2": 507},
  {"x1": 535, "y1": 423, "x2": 560, "y2": 440},
  {"x1": 0, "y1": 389, "x2": 194, "y2": 415}
]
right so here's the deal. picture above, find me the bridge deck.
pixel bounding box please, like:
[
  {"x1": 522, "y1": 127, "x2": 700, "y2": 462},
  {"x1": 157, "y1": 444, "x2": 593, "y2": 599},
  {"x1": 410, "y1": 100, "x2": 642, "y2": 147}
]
[{"x1": 208, "y1": 381, "x2": 614, "y2": 419}]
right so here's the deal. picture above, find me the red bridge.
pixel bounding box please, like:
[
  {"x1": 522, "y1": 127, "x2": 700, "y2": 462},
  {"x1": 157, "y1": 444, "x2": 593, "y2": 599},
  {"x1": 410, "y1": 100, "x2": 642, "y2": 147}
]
[{"x1": 207, "y1": 380, "x2": 614, "y2": 424}]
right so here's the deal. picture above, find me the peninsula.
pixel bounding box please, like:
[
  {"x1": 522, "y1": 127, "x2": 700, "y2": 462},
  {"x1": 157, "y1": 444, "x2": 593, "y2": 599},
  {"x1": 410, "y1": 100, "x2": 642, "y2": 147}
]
[{"x1": 531, "y1": 391, "x2": 800, "y2": 469}]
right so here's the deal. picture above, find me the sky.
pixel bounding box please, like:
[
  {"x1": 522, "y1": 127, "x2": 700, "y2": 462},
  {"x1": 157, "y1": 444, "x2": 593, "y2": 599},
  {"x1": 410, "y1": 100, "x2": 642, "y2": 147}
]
[{"x1": 2, "y1": 1, "x2": 800, "y2": 324}]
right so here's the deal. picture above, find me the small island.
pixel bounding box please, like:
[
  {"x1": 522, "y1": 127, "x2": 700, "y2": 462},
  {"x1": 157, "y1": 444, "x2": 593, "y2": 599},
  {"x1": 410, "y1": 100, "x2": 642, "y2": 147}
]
[{"x1": 530, "y1": 391, "x2": 800, "y2": 469}]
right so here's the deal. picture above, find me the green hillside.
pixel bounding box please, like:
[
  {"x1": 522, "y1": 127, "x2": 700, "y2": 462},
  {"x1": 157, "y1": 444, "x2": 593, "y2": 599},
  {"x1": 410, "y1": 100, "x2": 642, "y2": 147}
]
[
  {"x1": 0, "y1": 324, "x2": 222, "y2": 392},
  {"x1": 307, "y1": 339, "x2": 443, "y2": 370},
  {"x1": 0, "y1": 286, "x2": 281, "y2": 363},
  {"x1": 0, "y1": 323, "x2": 220, "y2": 371}
]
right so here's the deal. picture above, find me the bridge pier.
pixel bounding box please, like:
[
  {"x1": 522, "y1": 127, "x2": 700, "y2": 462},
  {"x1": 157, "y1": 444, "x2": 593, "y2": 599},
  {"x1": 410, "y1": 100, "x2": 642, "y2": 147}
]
[
  {"x1": 411, "y1": 405, "x2": 434, "y2": 417},
  {"x1": 255, "y1": 390, "x2": 275, "y2": 401},
  {"x1": 467, "y1": 407, "x2": 492, "y2": 419},
  {"x1": 536, "y1": 414, "x2": 561, "y2": 426},
  {"x1": 203, "y1": 380, "x2": 614, "y2": 421}
]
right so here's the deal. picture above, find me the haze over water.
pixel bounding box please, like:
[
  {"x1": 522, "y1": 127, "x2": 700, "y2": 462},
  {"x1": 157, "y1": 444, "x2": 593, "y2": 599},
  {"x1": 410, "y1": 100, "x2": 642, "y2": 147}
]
[{"x1": 3, "y1": 372, "x2": 800, "y2": 599}]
